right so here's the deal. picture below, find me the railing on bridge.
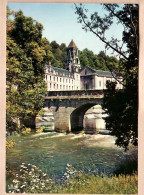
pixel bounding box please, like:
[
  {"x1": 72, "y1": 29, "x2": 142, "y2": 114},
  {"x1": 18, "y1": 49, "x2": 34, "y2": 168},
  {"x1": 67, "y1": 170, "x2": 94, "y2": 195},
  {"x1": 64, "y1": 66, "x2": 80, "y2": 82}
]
[{"x1": 46, "y1": 90, "x2": 104, "y2": 97}]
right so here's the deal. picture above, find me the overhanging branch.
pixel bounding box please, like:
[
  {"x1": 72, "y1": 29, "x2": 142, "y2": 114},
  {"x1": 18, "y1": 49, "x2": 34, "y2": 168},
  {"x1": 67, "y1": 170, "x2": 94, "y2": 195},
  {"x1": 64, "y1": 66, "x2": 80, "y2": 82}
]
[{"x1": 75, "y1": 4, "x2": 128, "y2": 61}]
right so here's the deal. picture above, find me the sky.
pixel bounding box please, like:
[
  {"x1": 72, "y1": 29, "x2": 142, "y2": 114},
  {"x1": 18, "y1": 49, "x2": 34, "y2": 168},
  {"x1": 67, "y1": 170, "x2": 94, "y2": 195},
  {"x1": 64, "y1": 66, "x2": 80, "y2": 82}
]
[{"x1": 7, "y1": 3, "x2": 125, "y2": 56}]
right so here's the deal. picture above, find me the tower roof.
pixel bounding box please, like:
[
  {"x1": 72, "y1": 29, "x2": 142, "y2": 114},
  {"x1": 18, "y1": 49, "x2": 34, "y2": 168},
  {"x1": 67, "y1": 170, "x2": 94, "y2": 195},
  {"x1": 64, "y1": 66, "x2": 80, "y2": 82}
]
[{"x1": 68, "y1": 40, "x2": 77, "y2": 48}]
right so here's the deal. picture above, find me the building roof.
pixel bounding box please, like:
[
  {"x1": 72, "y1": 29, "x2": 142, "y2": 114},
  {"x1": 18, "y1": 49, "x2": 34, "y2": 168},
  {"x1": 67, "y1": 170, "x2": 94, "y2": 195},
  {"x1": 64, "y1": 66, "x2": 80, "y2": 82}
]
[
  {"x1": 53, "y1": 66, "x2": 74, "y2": 78},
  {"x1": 68, "y1": 40, "x2": 77, "y2": 48},
  {"x1": 80, "y1": 65, "x2": 117, "y2": 77},
  {"x1": 96, "y1": 70, "x2": 114, "y2": 77}
]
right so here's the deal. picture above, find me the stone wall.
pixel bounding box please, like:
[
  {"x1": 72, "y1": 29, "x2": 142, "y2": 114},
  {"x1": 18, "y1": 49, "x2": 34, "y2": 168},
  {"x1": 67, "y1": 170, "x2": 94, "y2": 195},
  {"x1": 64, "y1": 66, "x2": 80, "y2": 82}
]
[{"x1": 44, "y1": 96, "x2": 103, "y2": 133}]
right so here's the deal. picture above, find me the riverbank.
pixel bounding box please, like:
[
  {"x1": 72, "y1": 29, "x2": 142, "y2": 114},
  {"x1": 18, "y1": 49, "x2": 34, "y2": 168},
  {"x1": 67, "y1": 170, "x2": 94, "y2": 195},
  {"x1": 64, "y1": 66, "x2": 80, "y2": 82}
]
[
  {"x1": 6, "y1": 131, "x2": 138, "y2": 194},
  {"x1": 7, "y1": 161, "x2": 137, "y2": 194}
]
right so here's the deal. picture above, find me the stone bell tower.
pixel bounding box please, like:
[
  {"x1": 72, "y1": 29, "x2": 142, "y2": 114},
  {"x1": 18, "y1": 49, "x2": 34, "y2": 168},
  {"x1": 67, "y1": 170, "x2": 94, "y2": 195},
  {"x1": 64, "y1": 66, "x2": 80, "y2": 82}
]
[{"x1": 65, "y1": 40, "x2": 81, "y2": 73}]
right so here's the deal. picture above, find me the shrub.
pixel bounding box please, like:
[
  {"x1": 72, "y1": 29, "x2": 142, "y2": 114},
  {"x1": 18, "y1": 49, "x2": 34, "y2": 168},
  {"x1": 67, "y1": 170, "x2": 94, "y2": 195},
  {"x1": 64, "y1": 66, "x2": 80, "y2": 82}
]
[
  {"x1": 79, "y1": 130, "x2": 85, "y2": 134},
  {"x1": 7, "y1": 163, "x2": 57, "y2": 193},
  {"x1": 21, "y1": 128, "x2": 31, "y2": 135},
  {"x1": 113, "y1": 155, "x2": 138, "y2": 176},
  {"x1": 36, "y1": 127, "x2": 43, "y2": 133},
  {"x1": 6, "y1": 115, "x2": 20, "y2": 134},
  {"x1": 37, "y1": 108, "x2": 45, "y2": 117},
  {"x1": 94, "y1": 131, "x2": 99, "y2": 135},
  {"x1": 6, "y1": 140, "x2": 15, "y2": 149}
]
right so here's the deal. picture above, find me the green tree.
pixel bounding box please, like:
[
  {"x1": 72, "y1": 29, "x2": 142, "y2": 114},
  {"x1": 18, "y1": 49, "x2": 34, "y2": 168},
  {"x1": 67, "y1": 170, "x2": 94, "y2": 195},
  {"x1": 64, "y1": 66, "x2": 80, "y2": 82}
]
[
  {"x1": 79, "y1": 48, "x2": 119, "y2": 71},
  {"x1": 50, "y1": 41, "x2": 67, "y2": 68},
  {"x1": 75, "y1": 4, "x2": 138, "y2": 149},
  {"x1": 6, "y1": 8, "x2": 50, "y2": 131}
]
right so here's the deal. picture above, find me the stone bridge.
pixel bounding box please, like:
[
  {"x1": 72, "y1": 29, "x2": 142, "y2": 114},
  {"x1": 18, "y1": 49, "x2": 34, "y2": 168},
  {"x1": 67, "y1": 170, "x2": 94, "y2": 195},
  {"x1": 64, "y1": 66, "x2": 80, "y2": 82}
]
[{"x1": 44, "y1": 90, "x2": 104, "y2": 133}]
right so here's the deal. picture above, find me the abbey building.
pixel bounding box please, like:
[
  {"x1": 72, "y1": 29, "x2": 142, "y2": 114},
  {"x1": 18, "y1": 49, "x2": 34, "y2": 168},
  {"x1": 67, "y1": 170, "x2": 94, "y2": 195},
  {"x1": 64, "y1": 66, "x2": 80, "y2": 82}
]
[{"x1": 44, "y1": 40, "x2": 123, "y2": 91}]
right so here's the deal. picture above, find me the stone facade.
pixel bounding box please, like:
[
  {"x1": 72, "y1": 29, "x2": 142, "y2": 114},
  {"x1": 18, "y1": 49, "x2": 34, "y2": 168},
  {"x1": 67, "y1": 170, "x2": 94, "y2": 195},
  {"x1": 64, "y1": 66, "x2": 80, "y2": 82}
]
[
  {"x1": 80, "y1": 66, "x2": 123, "y2": 90},
  {"x1": 44, "y1": 64, "x2": 80, "y2": 91},
  {"x1": 44, "y1": 40, "x2": 123, "y2": 91}
]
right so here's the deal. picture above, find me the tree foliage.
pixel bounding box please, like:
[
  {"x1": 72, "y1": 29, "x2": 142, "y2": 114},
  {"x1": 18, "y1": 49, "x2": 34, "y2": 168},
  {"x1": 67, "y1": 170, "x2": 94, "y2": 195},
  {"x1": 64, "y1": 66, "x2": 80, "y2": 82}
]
[
  {"x1": 50, "y1": 41, "x2": 67, "y2": 68},
  {"x1": 79, "y1": 49, "x2": 119, "y2": 71},
  {"x1": 75, "y1": 4, "x2": 138, "y2": 149},
  {"x1": 6, "y1": 8, "x2": 49, "y2": 131}
]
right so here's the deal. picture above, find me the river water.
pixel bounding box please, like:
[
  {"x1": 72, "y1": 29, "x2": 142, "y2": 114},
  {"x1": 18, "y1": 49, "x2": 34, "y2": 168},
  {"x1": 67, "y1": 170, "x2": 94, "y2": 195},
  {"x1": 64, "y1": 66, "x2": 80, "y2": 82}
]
[{"x1": 6, "y1": 128, "x2": 135, "y2": 186}]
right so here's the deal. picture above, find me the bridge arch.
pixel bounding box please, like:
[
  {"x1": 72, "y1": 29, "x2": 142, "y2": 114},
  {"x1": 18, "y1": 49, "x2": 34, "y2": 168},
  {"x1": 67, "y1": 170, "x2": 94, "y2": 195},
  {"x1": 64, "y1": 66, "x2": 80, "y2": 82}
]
[
  {"x1": 70, "y1": 103, "x2": 99, "y2": 132},
  {"x1": 70, "y1": 103, "x2": 106, "y2": 133}
]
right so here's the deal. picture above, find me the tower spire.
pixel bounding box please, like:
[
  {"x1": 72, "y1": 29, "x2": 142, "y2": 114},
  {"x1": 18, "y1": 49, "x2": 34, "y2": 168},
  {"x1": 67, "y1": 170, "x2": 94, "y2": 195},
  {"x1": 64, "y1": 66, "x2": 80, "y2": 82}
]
[
  {"x1": 68, "y1": 39, "x2": 77, "y2": 48},
  {"x1": 65, "y1": 40, "x2": 80, "y2": 73}
]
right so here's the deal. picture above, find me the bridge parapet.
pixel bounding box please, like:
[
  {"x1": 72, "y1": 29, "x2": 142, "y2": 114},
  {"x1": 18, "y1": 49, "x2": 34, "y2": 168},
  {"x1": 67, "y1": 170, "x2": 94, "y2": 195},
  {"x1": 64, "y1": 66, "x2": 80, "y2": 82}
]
[{"x1": 46, "y1": 90, "x2": 104, "y2": 99}]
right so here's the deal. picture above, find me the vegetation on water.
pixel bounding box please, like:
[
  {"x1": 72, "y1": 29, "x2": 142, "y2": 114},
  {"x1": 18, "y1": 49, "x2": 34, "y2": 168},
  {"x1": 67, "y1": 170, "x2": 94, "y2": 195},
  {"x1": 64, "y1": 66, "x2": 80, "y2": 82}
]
[
  {"x1": 6, "y1": 140, "x2": 15, "y2": 149},
  {"x1": 7, "y1": 159, "x2": 137, "y2": 194},
  {"x1": 21, "y1": 127, "x2": 31, "y2": 135},
  {"x1": 36, "y1": 127, "x2": 43, "y2": 133}
]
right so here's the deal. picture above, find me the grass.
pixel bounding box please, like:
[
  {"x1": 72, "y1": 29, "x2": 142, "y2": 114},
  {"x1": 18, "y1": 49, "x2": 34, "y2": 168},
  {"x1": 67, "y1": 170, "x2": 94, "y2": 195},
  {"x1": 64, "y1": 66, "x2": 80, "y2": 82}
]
[
  {"x1": 59, "y1": 173, "x2": 138, "y2": 194},
  {"x1": 7, "y1": 160, "x2": 138, "y2": 194},
  {"x1": 59, "y1": 155, "x2": 138, "y2": 194}
]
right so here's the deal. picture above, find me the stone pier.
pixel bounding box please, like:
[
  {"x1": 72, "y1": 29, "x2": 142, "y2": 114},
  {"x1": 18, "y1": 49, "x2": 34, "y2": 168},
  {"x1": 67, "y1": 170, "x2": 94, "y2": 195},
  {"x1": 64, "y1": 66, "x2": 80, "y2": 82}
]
[{"x1": 44, "y1": 90, "x2": 104, "y2": 133}]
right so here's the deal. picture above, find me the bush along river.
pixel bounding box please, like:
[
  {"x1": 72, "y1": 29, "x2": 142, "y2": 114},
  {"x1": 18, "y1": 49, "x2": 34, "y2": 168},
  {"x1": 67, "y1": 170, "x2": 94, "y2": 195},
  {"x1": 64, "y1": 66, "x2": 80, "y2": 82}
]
[{"x1": 6, "y1": 122, "x2": 138, "y2": 194}]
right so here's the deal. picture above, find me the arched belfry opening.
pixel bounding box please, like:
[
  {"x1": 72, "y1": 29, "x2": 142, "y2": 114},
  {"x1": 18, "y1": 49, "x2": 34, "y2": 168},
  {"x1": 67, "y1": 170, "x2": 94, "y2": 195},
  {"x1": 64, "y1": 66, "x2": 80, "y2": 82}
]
[{"x1": 70, "y1": 103, "x2": 96, "y2": 132}]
